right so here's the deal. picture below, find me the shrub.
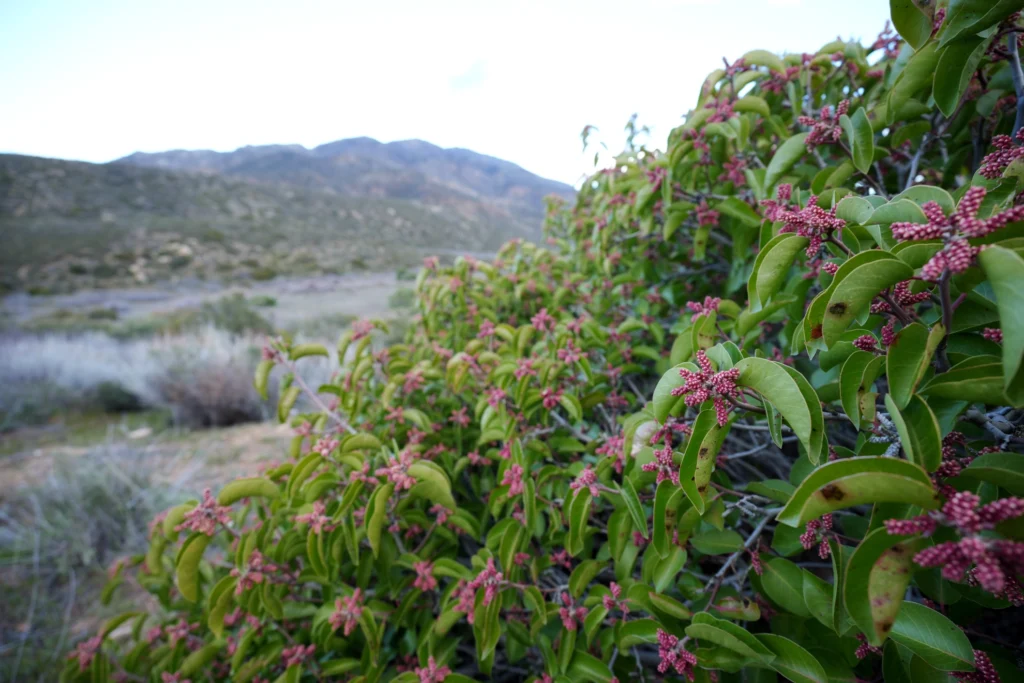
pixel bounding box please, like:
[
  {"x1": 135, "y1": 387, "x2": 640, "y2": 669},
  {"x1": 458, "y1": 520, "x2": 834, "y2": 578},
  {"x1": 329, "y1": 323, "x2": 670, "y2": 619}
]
[
  {"x1": 146, "y1": 327, "x2": 273, "y2": 428},
  {"x1": 388, "y1": 287, "x2": 417, "y2": 310},
  {"x1": 75, "y1": 6, "x2": 1024, "y2": 683},
  {"x1": 0, "y1": 445, "x2": 189, "y2": 682},
  {"x1": 196, "y1": 293, "x2": 275, "y2": 337},
  {"x1": 94, "y1": 381, "x2": 144, "y2": 414}
]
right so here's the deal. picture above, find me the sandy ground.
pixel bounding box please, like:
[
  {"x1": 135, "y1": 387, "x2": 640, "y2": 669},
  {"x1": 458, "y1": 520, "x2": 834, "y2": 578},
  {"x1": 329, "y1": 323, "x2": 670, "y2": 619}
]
[{"x1": 0, "y1": 421, "x2": 296, "y2": 497}]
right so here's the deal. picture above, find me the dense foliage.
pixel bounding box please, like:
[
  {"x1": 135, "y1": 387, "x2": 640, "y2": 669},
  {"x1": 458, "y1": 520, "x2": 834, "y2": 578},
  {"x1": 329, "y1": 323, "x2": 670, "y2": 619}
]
[{"x1": 73, "y1": 2, "x2": 1024, "y2": 681}]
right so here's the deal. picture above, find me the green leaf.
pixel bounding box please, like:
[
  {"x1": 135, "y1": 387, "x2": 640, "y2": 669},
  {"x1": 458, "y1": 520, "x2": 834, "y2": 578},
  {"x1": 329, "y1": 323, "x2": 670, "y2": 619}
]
[
  {"x1": 751, "y1": 234, "x2": 809, "y2": 309},
  {"x1": 756, "y1": 634, "x2": 828, "y2": 683},
  {"x1": 686, "y1": 612, "x2": 775, "y2": 660},
  {"x1": 341, "y1": 433, "x2": 382, "y2": 453},
  {"x1": 836, "y1": 196, "x2": 876, "y2": 225},
  {"x1": 886, "y1": 323, "x2": 944, "y2": 410},
  {"x1": 764, "y1": 133, "x2": 809, "y2": 189},
  {"x1": 761, "y1": 557, "x2": 811, "y2": 617},
  {"x1": 567, "y1": 651, "x2": 613, "y2": 683},
  {"x1": 734, "y1": 358, "x2": 823, "y2": 462},
  {"x1": 619, "y1": 477, "x2": 649, "y2": 539},
  {"x1": 365, "y1": 482, "x2": 394, "y2": 558},
  {"x1": 840, "y1": 350, "x2": 881, "y2": 429},
  {"x1": 840, "y1": 108, "x2": 875, "y2": 174},
  {"x1": 844, "y1": 527, "x2": 923, "y2": 645},
  {"x1": 869, "y1": 199, "x2": 929, "y2": 227},
  {"x1": 567, "y1": 490, "x2": 592, "y2": 557},
  {"x1": 217, "y1": 477, "x2": 280, "y2": 506},
  {"x1": 277, "y1": 386, "x2": 300, "y2": 423},
  {"x1": 777, "y1": 457, "x2": 938, "y2": 527},
  {"x1": 920, "y1": 357, "x2": 1010, "y2": 405},
  {"x1": 889, "y1": 601, "x2": 976, "y2": 671},
  {"x1": 822, "y1": 255, "x2": 914, "y2": 347},
  {"x1": 652, "y1": 546, "x2": 688, "y2": 593},
  {"x1": 890, "y1": 0, "x2": 934, "y2": 50},
  {"x1": 175, "y1": 533, "x2": 211, "y2": 603},
  {"x1": 934, "y1": 36, "x2": 988, "y2": 117},
  {"x1": 617, "y1": 618, "x2": 660, "y2": 649},
  {"x1": 959, "y1": 451, "x2": 1024, "y2": 495},
  {"x1": 885, "y1": 394, "x2": 943, "y2": 472},
  {"x1": 254, "y1": 360, "x2": 273, "y2": 400},
  {"x1": 802, "y1": 570, "x2": 834, "y2": 630},
  {"x1": 978, "y1": 246, "x2": 1024, "y2": 406},
  {"x1": 742, "y1": 49, "x2": 787, "y2": 73},
  {"x1": 679, "y1": 408, "x2": 718, "y2": 513},
  {"x1": 733, "y1": 95, "x2": 771, "y2": 118},
  {"x1": 179, "y1": 642, "x2": 224, "y2": 678},
  {"x1": 290, "y1": 343, "x2": 329, "y2": 360},
  {"x1": 690, "y1": 528, "x2": 744, "y2": 555},
  {"x1": 653, "y1": 480, "x2": 682, "y2": 557},
  {"x1": 887, "y1": 43, "x2": 940, "y2": 124},
  {"x1": 408, "y1": 461, "x2": 456, "y2": 510},
  {"x1": 652, "y1": 362, "x2": 695, "y2": 423},
  {"x1": 941, "y1": 0, "x2": 1024, "y2": 47},
  {"x1": 568, "y1": 560, "x2": 602, "y2": 599}
]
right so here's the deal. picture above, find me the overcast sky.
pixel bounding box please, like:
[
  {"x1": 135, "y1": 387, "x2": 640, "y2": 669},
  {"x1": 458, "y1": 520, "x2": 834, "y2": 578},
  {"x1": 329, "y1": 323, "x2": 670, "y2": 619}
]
[{"x1": 1, "y1": 0, "x2": 892, "y2": 186}]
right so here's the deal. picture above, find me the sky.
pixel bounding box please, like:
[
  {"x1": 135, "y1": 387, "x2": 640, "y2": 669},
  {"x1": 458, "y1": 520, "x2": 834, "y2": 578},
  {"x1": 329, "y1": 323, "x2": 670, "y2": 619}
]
[{"x1": 0, "y1": 0, "x2": 893, "y2": 186}]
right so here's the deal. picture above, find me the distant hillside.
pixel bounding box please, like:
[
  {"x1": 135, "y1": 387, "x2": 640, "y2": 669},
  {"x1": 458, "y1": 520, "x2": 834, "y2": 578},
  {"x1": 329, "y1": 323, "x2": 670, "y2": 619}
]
[
  {"x1": 116, "y1": 137, "x2": 573, "y2": 225},
  {"x1": 0, "y1": 150, "x2": 567, "y2": 294}
]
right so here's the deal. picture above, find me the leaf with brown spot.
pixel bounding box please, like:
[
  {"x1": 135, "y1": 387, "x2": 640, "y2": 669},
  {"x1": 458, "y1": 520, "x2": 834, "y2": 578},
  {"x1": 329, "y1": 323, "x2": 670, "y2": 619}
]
[
  {"x1": 822, "y1": 254, "x2": 914, "y2": 347},
  {"x1": 843, "y1": 527, "x2": 926, "y2": 646},
  {"x1": 777, "y1": 457, "x2": 938, "y2": 528}
]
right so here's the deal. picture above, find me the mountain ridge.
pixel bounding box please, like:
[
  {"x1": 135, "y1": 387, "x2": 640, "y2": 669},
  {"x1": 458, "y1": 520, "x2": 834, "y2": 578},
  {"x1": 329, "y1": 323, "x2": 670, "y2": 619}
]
[{"x1": 114, "y1": 136, "x2": 573, "y2": 223}]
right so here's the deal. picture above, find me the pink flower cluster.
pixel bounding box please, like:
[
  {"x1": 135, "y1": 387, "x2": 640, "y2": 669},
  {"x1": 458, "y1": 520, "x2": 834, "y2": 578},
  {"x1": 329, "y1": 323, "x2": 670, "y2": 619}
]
[
  {"x1": 514, "y1": 358, "x2": 537, "y2": 380},
  {"x1": 449, "y1": 407, "x2": 470, "y2": 427},
  {"x1": 176, "y1": 489, "x2": 233, "y2": 537},
  {"x1": 281, "y1": 644, "x2": 315, "y2": 668},
  {"x1": 852, "y1": 334, "x2": 879, "y2": 353},
  {"x1": 69, "y1": 635, "x2": 103, "y2": 671},
  {"x1": 670, "y1": 350, "x2": 741, "y2": 426},
  {"x1": 983, "y1": 328, "x2": 1003, "y2": 344},
  {"x1": 376, "y1": 449, "x2": 417, "y2": 490},
  {"x1": 486, "y1": 387, "x2": 507, "y2": 409},
  {"x1": 540, "y1": 387, "x2": 563, "y2": 410},
  {"x1": 415, "y1": 657, "x2": 452, "y2": 683},
  {"x1": 569, "y1": 466, "x2": 601, "y2": 497},
  {"x1": 979, "y1": 129, "x2": 1024, "y2": 178},
  {"x1": 293, "y1": 501, "x2": 335, "y2": 535},
  {"x1": 696, "y1": 200, "x2": 719, "y2": 227},
  {"x1": 762, "y1": 184, "x2": 846, "y2": 257},
  {"x1": 656, "y1": 630, "x2": 698, "y2": 680},
  {"x1": 887, "y1": 491, "x2": 1024, "y2": 596},
  {"x1": 704, "y1": 98, "x2": 734, "y2": 123},
  {"x1": 457, "y1": 557, "x2": 504, "y2": 615},
  {"x1": 601, "y1": 582, "x2": 629, "y2": 622},
  {"x1": 798, "y1": 99, "x2": 849, "y2": 149},
  {"x1": 557, "y1": 340, "x2": 583, "y2": 365},
  {"x1": 531, "y1": 308, "x2": 556, "y2": 332},
  {"x1": 502, "y1": 464, "x2": 525, "y2": 496},
  {"x1": 954, "y1": 650, "x2": 1001, "y2": 683},
  {"x1": 642, "y1": 446, "x2": 680, "y2": 486},
  {"x1": 870, "y1": 280, "x2": 931, "y2": 314},
  {"x1": 329, "y1": 588, "x2": 364, "y2": 636},
  {"x1": 718, "y1": 159, "x2": 746, "y2": 185},
  {"x1": 800, "y1": 514, "x2": 833, "y2": 559},
  {"x1": 891, "y1": 187, "x2": 1024, "y2": 280},
  {"x1": 558, "y1": 591, "x2": 588, "y2": 631},
  {"x1": 854, "y1": 633, "x2": 882, "y2": 660},
  {"x1": 230, "y1": 549, "x2": 272, "y2": 595},
  {"x1": 351, "y1": 318, "x2": 374, "y2": 341},
  {"x1": 413, "y1": 560, "x2": 437, "y2": 591},
  {"x1": 685, "y1": 296, "x2": 721, "y2": 322}
]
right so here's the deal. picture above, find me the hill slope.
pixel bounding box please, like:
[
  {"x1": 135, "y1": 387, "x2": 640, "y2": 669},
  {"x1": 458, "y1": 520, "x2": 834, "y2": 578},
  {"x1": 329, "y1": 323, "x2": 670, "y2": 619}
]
[
  {"x1": 0, "y1": 152, "x2": 559, "y2": 294},
  {"x1": 116, "y1": 137, "x2": 572, "y2": 225}
]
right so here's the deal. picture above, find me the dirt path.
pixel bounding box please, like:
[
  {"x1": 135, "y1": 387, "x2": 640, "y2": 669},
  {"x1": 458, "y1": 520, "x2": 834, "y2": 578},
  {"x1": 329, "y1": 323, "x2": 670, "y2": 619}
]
[{"x1": 1, "y1": 271, "x2": 404, "y2": 325}]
